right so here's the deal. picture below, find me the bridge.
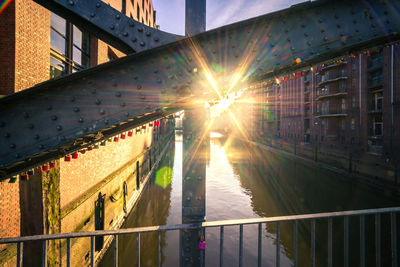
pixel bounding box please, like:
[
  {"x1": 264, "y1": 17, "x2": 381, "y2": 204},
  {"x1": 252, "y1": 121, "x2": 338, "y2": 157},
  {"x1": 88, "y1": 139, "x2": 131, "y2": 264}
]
[
  {"x1": 0, "y1": 0, "x2": 399, "y2": 266},
  {"x1": 1, "y1": 0, "x2": 399, "y2": 179}
]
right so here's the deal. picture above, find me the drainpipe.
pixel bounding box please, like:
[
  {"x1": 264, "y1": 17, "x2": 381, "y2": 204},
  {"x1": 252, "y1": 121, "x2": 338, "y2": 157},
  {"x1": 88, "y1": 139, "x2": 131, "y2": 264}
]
[{"x1": 391, "y1": 44, "x2": 397, "y2": 183}]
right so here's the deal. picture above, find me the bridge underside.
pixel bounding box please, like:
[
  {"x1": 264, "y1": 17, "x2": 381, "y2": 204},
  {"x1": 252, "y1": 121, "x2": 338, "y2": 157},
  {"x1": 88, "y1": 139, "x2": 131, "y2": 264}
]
[{"x1": 0, "y1": 0, "x2": 399, "y2": 178}]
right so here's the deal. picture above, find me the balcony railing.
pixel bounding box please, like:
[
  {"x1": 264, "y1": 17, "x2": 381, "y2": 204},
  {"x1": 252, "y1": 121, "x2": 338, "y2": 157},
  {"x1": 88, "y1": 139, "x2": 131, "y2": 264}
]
[
  {"x1": 0, "y1": 207, "x2": 399, "y2": 267},
  {"x1": 318, "y1": 72, "x2": 347, "y2": 86}
]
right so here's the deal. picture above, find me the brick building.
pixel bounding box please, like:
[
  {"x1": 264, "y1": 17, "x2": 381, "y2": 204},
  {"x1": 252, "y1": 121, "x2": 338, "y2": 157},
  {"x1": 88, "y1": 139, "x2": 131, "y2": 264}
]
[
  {"x1": 242, "y1": 44, "x2": 400, "y2": 182},
  {"x1": 0, "y1": 1, "x2": 167, "y2": 266}
]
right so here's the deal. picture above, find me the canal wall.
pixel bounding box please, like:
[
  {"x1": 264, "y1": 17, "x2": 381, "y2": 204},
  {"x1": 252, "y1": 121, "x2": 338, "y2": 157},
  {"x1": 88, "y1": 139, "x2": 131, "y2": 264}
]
[{"x1": 0, "y1": 117, "x2": 175, "y2": 266}]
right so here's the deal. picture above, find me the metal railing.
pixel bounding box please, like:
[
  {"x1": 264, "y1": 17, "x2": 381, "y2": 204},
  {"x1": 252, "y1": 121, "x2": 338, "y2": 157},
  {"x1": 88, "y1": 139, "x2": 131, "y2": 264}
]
[{"x1": 0, "y1": 207, "x2": 399, "y2": 267}]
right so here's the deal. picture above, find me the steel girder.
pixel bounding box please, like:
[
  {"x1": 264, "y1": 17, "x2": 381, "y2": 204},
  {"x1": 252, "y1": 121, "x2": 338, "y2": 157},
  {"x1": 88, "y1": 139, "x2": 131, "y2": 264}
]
[
  {"x1": 33, "y1": 0, "x2": 183, "y2": 54},
  {"x1": 1, "y1": 0, "x2": 400, "y2": 178}
]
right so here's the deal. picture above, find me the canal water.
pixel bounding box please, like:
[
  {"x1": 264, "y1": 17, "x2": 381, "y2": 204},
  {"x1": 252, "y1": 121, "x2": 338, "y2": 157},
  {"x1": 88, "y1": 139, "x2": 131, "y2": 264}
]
[{"x1": 100, "y1": 131, "x2": 399, "y2": 267}]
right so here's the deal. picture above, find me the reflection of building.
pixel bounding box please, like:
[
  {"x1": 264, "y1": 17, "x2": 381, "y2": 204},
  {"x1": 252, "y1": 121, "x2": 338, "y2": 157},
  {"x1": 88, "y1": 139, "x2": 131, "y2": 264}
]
[
  {"x1": 0, "y1": 0, "x2": 156, "y2": 95},
  {"x1": 242, "y1": 46, "x2": 400, "y2": 181}
]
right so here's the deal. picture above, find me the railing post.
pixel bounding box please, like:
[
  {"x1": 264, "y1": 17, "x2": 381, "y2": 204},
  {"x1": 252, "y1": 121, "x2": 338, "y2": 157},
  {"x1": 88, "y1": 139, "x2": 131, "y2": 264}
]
[
  {"x1": 114, "y1": 234, "x2": 118, "y2": 267},
  {"x1": 328, "y1": 217, "x2": 332, "y2": 267},
  {"x1": 17, "y1": 242, "x2": 23, "y2": 267},
  {"x1": 239, "y1": 224, "x2": 243, "y2": 267},
  {"x1": 137, "y1": 233, "x2": 141, "y2": 267},
  {"x1": 376, "y1": 214, "x2": 381, "y2": 267},
  {"x1": 91, "y1": 236, "x2": 94, "y2": 267},
  {"x1": 66, "y1": 238, "x2": 71, "y2": 267},
  {"x1": 158, "y1": 231, "x2": 161, "y2": 267},
  {"x1": 311, "y1": 219, "x2": 315, "y2": 267},
  {"x1": 294, "y1": 220, "x2": 298, "y2": 267},
  {"x1": 258, "y1": 223, "x2": 262, "y2": 267},
  {"x1": 391, "y1": 213, "x2": 398, "y2": 267},
  {"x1": 220, "y1": 226, "x2": 224, "y2": 267},
  {"x1": 344, "y1": 216, "x2": 349, "y2": 267},
  {"x1": 360, "y1": 215, "x2": 365, "y2": 267},
  {"x1": 276, "y1": 221, "x2": 280, "y2": 267},
  {"x1": 42, "y1": 240, "x2": 47, "y2": 267}
]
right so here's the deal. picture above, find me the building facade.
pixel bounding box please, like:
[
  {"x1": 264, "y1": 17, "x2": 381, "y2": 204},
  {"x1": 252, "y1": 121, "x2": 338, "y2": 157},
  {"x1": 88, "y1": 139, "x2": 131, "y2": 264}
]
[
  {"x1": 243, "y1": 44, "x2": 400, "y2": 183},
  {"x1": 0, "y1": 1, "x2": 167, "y2": 266}
]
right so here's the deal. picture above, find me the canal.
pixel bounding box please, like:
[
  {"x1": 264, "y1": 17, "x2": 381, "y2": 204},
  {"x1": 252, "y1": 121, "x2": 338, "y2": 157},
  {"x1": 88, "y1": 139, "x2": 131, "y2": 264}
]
[{"x1": 100, "y1": 130, "x2": 399, "y2": 267}]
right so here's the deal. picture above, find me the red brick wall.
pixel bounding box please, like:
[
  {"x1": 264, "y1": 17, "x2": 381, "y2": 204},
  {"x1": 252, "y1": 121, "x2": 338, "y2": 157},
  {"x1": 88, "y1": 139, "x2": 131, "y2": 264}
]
[
  {"x1": 0, "y1": 1, "x2": 15, "y2": 95},
  {"x1": 59, "y1": 126, "x2": 154, "y2": 209},
  {"x1": 14, "y1": 0, "x2": 50, "y2": 92},
  {"x1": 0, "y1": 181, "x2": 20, "y2": 239}
]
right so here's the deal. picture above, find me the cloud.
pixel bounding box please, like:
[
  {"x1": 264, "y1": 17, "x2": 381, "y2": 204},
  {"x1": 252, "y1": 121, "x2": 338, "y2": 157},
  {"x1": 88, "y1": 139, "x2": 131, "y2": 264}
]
[{"x1": 207, "y1": 0, "x2": 305, "y2": 30}]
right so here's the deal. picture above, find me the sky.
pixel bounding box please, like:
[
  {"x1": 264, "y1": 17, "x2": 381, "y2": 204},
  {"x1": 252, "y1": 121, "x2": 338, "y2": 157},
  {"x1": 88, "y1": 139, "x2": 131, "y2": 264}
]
[{"x1": 153, "y1": 0, "x2": 307, "y2": 35}]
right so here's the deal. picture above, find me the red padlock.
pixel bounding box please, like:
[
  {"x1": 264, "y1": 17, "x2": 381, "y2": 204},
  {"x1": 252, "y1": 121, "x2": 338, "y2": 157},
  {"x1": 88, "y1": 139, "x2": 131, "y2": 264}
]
[
  {"x1": 43, "y1": 164, "x2": 50, "y2": 171},
  {"x1": 121, "y1": 134, "x2": 126, "y2": 139},
  {"x1": 50, "y1": 162, "x2": 57, "y2": 168},
  {"x1": 64, "y1": 155, "x2": 71, "y2": 162},
  {"x1": 114, "y1": 137, "x2": 119, "y2": 142},
  {"x1": 72, "y1": 152, "x2": 79, "y2": 159},
  {"x1": 128, "y1": 131, "x2": 133, "y2": 137}
]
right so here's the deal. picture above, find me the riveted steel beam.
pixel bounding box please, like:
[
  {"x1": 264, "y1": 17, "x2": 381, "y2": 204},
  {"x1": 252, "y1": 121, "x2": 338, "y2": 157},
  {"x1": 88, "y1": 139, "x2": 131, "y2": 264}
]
[
  {"x1": 1, "y1": 0, "x2": 400, "y2": 177},
  {"x1": 33, "y1": 0, "x2": 183, "y2": 54}
]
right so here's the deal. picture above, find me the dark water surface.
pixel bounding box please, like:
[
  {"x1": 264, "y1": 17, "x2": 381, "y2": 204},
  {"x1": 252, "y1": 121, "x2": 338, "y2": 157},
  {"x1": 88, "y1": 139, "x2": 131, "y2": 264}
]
[{"x1": 100, "y1": 131, "x2": 399, "y2": 267}]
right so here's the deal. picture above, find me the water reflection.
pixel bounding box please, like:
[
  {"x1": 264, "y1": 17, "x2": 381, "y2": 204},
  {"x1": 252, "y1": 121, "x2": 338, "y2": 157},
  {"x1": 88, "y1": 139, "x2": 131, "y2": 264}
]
[{"x1": 100, "y1": 131, "x2": 399, "y2": 267}]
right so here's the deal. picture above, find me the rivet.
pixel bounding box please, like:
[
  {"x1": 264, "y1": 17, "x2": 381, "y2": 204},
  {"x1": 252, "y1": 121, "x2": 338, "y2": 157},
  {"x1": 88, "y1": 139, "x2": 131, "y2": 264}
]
[
  {"x1": 79, "y1": 118, "x2": 84, "y2": 123},
  {"x1": 123, "y1": 32, "x2": 128, "y2": 37},
  {"x1": 146, "y1": 32, "x2": 151, "y2": 37},
  {"x1": 70, "y1": 96, "x2": 75, "y2": 102},
  {"x1": 74, "y1": 107, "x2": 80, "y2": 112},
  {"x1": 100, "y1": 109, "x2": 106, "y2": 115},
  {"x1": 318, "y1": 18, "x2": 323, "y2": 23},
  {"x1": 125, "y1": 112, "x2": 129, "y2": 117},
  {"x1": 116, "y1": 14, "x2": 120, "y2": 19},
  {"x1": 131, "y1": 38, "x2": 137, "y2": 43},
  {"x1": 56, "y1": 125, "x2": 62, "y2": 131},
  {"x1": 34, "y1": 134, "x2": 40, "y2": 140},
  {"x1": 337, "y1": 24, "x2": 341, "y2": 28},
  {"x1": 324, "y1": 36, "x2": 328, "y2": 41},
  {"x1": 154, "y1": 37, "x2": 159, "y2": 42},
  {"x1": 95, "y1": 99, "x2": 101, "y2": 105},
  {"x1": 9, "y1": 144, "x2": 16, "y2": 149},
  {"x1": 137, "y1": 85, "x2": 142, "y2": 89},
  {"x1": 51, "y1": 115, "x2": 58, "y2": 121},
  {"x1": 83, "y1": 127, "x2": 88, "y2": 132},
  {"x1": 96, "y1": 3, "x2": 101, "y2": 8},
  {"x1": 90, "y1": 13, "x2": 95, "y2": 18},
  {"x1": 115, "y1": 92, "x2": 121, "y2": 97},
  {"x1": 15, "y1": 153, "x2": 20, "y2": 158},
  {"x1": 39, "y1": 144, "x2": 44, "y2": 149},
  {"x1": 129, "y1": 21, "x2": 135, "y2": 27},
  {"x1": 138, "y1": 28, "x2": 143, "y2": 32},
  {"x1": 28, "y1": 124, "x2": 34, "y2": 129},
  {"x1": 140, "y1": 42, "x2": 145, "y2": 47},
  {"x1": 69, "y1": 1, "x2": 74, "y2": 6},
  {"x1": 110, "y1": 25, "x2": 115, "y2": 30},
  {"x1": 104, "y1": 119, "x2": 109, "y2": 125},
  {"x1": 121, "y1": 103, "x2": 126, "y2": 107},
  {"x1": 304, "y1": 33, "x2": 308, "y2": 37},
  {"x1": 4, "y1": 133, "x2": 10, "y2": 138}
]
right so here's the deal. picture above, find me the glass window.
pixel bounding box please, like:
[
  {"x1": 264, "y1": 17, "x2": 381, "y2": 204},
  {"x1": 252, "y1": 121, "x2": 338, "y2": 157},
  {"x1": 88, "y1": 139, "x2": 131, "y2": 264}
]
[
  {"x1": 50, "y1": 12, "x2": 90, "y2": 78},
  {"x1": 50, "y1": 29, "x2": 66, "y2": 55},
  {"x1": 51, "y1": 13, "x2": 66, "y2": 35},
  {"x1": 351, "y1": 118, "x2": 355, "y2": 130},
  {"x1": 50, "y1": 56, "x2": 66, "y2": 79}
]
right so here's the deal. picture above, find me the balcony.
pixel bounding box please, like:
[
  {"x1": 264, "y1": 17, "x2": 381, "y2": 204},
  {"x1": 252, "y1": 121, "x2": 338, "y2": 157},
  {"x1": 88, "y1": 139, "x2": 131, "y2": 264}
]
[
  {"x1": 367, "y1": 77, "x2": 383, "y2": 90},
  {"x1": 316, "y1": 91, "x2": 347, "y2": 101},
  {"x1": 367, "y1": 57, "x2": 383, "y2": 72},
  {"x1": 316, "y1": 109, "x2": 347, "y2": 118},
  {"x1": 318, "y1": 72, "x2": 348, "y2": 87},
  {"x1": 319, "y1": 61, "x2": 347, "y2": 73}
]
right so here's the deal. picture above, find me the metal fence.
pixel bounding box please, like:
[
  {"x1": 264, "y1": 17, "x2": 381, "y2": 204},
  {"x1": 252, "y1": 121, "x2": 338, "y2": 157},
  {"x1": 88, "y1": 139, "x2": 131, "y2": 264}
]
[{"x1": 0, "y1": 207, "x2": 399, "y2": 267}]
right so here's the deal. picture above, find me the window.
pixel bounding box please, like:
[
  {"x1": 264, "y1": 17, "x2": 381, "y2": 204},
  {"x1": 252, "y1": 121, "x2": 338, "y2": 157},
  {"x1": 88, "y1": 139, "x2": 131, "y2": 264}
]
[
  {"x1": 50, "y1": 12, "x2": 90, "y2": 79},
  {"x1": 351, "y1": 118, "x2": 355, "y2": 130},
  {"x1": 374, "y1": 92, "x2": 383, "y2": 111},
  {"x1": 339, "y1": 81, "x2": 346, "y2": 92},
  {"x1": 352, "y1": 96, "x2": 357, "y2": 108},
  {"x1": 341, "y1": 98, "x2": 346, "y2": 113},
  {"x1": 341, "y1": 119, "x2": 346, "y2": 130},
  {"x1": 373, "y1": 116, "x2": 383, "y2": 136}
]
